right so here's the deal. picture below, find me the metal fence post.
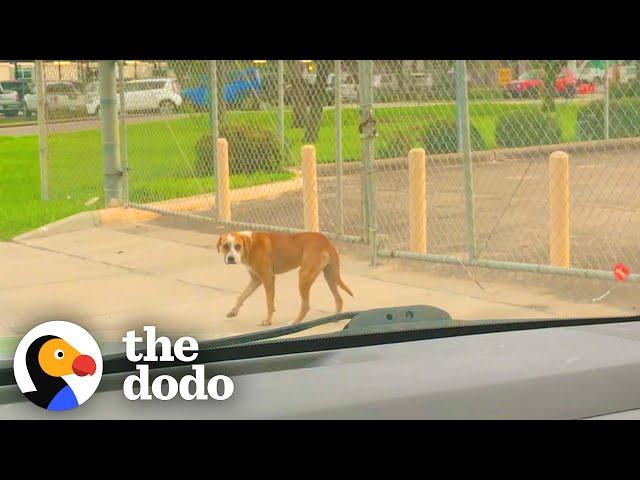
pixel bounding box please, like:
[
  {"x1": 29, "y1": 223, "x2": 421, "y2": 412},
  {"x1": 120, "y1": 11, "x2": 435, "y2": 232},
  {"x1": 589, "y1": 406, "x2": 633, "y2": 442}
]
[
  {"x1": 358, "y1": 60, "x2": 378, "y2": 266},
  {"x1": 604, "y1": 59, "x2": 610, "y2": 140},
  {"x1": 359, "y1": 66, "x2": 369, "y2": 243},
  {"x1": 335, "y1": 60, "x2": 344, "y2": 236},
  {"x1": 455, "y1": 60, "x2": 477, "y2": 260},
  {"x1": 209, "y1": 60, "x2": 219, "y2": 219},
  {"x1": 117, "y1": 60, "x2": 129, "y2": 205},
  {"x1": 34, "y1": 60, "x2": 48, "y2": 201},
  {"x1": 278, "y1": 60, "x2": 285, "y2": 150},
  {"x1": 98, "y1": 60, "x2": 122, "y2": 207}
]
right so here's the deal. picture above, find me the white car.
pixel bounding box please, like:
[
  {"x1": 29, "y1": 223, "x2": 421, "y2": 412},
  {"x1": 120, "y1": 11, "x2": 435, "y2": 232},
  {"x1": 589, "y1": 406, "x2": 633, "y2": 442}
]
[
  {"x1": 46, "y1": 81, "x2": 87, "y2": 114},
  {"x1": 23, "y1": 91, "x2": 37, "y2": 117},
  {"x1": 87, "y1": 78, "x2": 182, "y2": 116}
]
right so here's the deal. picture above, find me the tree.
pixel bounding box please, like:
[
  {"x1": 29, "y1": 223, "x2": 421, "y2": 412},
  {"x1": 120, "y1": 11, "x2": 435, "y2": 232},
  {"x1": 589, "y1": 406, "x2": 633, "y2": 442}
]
[
  {"x1": 303, "y1": 60, "x2": 331, "y2": 143},
  {"x1": 534, "y1": 60, "x2": 563, "y2": 112},
  {"x1": 288, "y1": 60, "x2": 332, "y2": 144}
]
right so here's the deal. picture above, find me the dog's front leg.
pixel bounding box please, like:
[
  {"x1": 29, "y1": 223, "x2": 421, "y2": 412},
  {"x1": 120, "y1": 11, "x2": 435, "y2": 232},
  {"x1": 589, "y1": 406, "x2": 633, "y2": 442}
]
[{"x1": 227, "y1": 273, "x2": 262, "y2": 318}]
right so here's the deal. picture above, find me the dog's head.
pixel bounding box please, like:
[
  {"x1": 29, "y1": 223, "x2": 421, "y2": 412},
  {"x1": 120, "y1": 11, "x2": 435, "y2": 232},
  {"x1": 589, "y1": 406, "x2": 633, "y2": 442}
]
[{"x1": 217, "y1": 231, "x2": 252, "y2": 265}]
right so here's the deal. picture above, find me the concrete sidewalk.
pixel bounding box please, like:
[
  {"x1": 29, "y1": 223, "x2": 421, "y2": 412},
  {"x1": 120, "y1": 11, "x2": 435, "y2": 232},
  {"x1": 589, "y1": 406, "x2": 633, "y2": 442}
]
[{"x1": 1, "y1": 219, "x2": 636, "y2": 347}]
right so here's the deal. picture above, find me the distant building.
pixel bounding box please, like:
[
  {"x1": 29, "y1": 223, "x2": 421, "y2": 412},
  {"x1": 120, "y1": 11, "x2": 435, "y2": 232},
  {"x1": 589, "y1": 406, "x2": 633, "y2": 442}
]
[
  {"x1": 0, "y1": 61, "x2": 34, "y2": 81},
  {"x1": 0, "y1": 60, "x2": 164, "y2": 83}
]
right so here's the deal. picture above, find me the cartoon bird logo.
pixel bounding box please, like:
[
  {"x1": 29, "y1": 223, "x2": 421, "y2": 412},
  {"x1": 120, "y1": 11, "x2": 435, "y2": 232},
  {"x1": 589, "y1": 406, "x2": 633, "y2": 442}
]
[{"x1": 14, "y1": 321, "x2": 103, "y2": 412}]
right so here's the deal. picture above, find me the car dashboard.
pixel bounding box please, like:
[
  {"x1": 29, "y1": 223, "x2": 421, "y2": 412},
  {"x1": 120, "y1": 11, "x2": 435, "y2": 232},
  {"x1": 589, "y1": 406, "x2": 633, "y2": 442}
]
[{"x1": 1, "y1": 314, "x2": 640, "y2": 419}]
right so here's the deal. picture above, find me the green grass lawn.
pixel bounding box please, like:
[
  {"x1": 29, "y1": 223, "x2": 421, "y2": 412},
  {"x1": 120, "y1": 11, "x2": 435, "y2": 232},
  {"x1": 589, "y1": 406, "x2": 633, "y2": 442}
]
[
  {"x1": 234, "y1": 100, "x2": 582, "y2": 162},
  {"x1": 0, "y1": 99, "x2": 587, "y2": 241},
  {"x1": 0, "y1": 123, "x2": 294, "y2": 240},
  {"x1": 0, "y1": 135, "x2": 101, "y2": 240}
]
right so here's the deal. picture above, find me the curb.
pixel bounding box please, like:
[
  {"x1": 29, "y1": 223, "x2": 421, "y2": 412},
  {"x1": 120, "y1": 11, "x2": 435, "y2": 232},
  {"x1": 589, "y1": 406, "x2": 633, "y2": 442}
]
[
  {"x1": 13, "y1": 207, "x2": 159, "y2": 241},
  {"x1": 136, "y1": 173, "x2": 303, "y2": 214},
  {"x1": 0, "y1": 121, "x2": 37, "y2": 129},
  {"x1": 315, "y1": 137, "x2": 640, "y2": 177},
  {"x1": 13, "y1": 174, "x2": 304, "y2": 241},
  {"x1": 13, "y1": 211, "x2": 101, "y2": 241}
]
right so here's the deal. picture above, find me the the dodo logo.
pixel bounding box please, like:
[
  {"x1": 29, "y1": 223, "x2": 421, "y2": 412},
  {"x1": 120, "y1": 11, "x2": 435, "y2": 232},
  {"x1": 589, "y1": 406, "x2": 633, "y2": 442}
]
[{"x1": 13, "y1": 321, "x2": 103, "y2": 411}]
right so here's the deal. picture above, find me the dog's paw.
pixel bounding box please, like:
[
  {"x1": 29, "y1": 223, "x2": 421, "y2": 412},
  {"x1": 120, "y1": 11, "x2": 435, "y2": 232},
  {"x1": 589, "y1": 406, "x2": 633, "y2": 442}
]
[
  {"x1": 226, "y1": 310, "x2": 238, "y2": 318},
  {"x1": 260, "y1": 319, "x2": 272, "y2": 327}
]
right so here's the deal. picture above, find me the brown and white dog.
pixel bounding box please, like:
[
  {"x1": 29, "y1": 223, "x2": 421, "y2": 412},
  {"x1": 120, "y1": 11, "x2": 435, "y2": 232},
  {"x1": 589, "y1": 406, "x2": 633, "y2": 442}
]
[{"x1": 217, "y1": 231, "x2": 353, "y2": 326}]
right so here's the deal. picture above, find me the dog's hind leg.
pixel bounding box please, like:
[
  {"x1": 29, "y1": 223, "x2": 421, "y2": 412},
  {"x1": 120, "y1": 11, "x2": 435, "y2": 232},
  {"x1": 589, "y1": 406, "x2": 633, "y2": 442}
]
[
  {"x1": 290, "y1": 251, "x2": 329, "y2": 325},
  {"x1": 323, "y1": 264, "x2": 343, "y2": 314}
]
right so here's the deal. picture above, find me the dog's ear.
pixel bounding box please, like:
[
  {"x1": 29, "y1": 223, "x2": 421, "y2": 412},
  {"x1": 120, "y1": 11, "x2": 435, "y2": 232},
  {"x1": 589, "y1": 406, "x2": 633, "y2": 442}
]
[
  {"x1": 240, "y1": 233, "x2": 251, "y2": 254},
  {"x1": 216, "y1": 235, "x2": 224, "y2": 253}
]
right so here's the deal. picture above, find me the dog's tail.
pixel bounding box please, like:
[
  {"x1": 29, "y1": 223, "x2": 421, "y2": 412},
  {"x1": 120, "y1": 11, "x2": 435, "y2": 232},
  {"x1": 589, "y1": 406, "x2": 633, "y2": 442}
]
[
  {"x1": 328, "y1": 248, "x2": 354, "y2": 297},
  {"x1": 337, "y1": 276, "x2": 354, "y2": 297}
]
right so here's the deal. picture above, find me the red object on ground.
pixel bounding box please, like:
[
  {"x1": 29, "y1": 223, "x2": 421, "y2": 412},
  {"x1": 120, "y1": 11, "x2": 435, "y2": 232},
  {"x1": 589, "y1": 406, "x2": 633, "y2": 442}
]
[{"x1": 613, "y1": 263, "x2": 631, "y2": 282}]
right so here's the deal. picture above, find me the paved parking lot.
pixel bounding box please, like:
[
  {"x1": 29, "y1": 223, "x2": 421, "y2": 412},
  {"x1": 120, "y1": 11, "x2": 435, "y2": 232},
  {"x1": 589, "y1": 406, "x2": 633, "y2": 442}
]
[{"x1": 197, "y1": 145, "x2": 640, "y2": 273}]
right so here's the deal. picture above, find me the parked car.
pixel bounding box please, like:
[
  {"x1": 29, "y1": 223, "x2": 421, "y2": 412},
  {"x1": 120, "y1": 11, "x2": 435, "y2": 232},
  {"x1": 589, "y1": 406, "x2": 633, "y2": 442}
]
[
  {"x1": 0, "y1": 80, "x2": 38, "y2": 118},
  {"x1": 46, "y1": 81, "x2": 87, "y2": 114},
  {"x1": 23, "y1": 89, "x2": 37, "y2": 117},
  {"x1": 326, "y1": 72, "x2": 359, "y2": 102},
  {"x1": 87, "y1": 78, "x2": 182, "y2": 116},
  {"x1": 85, "y1": 81, "x2": 99, "y2": 98},
  {"x1": 408, "y1": 71, "x2": 435, "y2": 89},
  {"x1": 181, "y1": 68, "x2": 264, "y2": 110},
  {"x1": 0, "y1": 82, "x2": 22, "y2": 117},
  {"x1": 0, "y1": 80, "x2": 33, "y2": 103},
  {"x1": 504, "y1": 67, "x2": 577, "y2": 98}
]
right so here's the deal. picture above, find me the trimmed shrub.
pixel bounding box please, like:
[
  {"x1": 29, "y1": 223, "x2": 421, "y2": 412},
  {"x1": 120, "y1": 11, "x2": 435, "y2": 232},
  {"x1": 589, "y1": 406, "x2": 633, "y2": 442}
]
[
  {"x1": 576, "y1": 102, "x2": 605, "y2": 141},
  {"x1": 424, "y1": 118, "x2": 486, "y2": 154},
  {"x1": 376, "y1": 119, "x2": 486, "y2": 158},
  {"x1": 376, "y1": 125, "x2": 424, "y2": 158},
  {"x1": 194, "y1": 124, "x2": 287, "y2": 176},
  {"x1": 494, "y1": 110, "x2": 561, "y2": 148},
  {"x1": 577, "y1": 99, "x2": 640, "y2": 141},
  {"x1": 610, "y1": 80, "x2": 640, "y2": 99}
]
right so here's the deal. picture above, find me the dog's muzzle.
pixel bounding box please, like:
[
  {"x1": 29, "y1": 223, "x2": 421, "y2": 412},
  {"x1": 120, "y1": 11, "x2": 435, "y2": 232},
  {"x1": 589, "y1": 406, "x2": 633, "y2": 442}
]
[{"x1": 225, "y1": 256, "x2": 237, "y2": 264}]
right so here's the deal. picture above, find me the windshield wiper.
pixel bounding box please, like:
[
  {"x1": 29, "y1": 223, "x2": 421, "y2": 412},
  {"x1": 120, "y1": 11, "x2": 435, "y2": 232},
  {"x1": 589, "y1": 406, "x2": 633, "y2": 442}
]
[
  {"x1": 95, "y1": 305, "x2": 454, "y2": 376},
  {"x1": 3, "y1": 306, "x2": 638, "y2": 387}
]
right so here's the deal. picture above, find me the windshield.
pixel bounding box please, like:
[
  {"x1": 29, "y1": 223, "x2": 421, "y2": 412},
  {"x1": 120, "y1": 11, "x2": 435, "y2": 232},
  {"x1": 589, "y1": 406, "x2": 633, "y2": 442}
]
[
  {"x1": 1, "y1": 81, "x2": 22, "y2": 91},
  {"x1": 2, "y1": 59, "x2": 639, "y2": 364}
]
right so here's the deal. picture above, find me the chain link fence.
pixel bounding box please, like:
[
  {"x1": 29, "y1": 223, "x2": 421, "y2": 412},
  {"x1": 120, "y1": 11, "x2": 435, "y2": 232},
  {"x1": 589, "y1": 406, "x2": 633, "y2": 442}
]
[{"x1": 38, "y1": 59, "x2": 640, "y2": 279}]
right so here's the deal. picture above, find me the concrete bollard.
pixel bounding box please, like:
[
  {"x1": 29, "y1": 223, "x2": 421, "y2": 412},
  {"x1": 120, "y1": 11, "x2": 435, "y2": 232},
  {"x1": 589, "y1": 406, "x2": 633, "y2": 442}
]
[
  {"x1": 301, "y1": 145, "x2": 319, "y2": 232},
  {"x1": 409, "y1": 148, "x2": 427, "y2": 253},
  {"x1": 217, "y1": 138, "x2": 231, "y2": 221},
  {"x1": 549, "y1": 150, "x2": 570, "y2": 267}
]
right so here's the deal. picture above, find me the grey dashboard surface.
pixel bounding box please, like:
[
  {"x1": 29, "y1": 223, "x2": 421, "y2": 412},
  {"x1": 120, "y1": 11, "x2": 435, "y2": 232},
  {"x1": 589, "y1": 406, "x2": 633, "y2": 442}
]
[{"x1": 2, "y1": 321, "x2": 640, "y2": 419}]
